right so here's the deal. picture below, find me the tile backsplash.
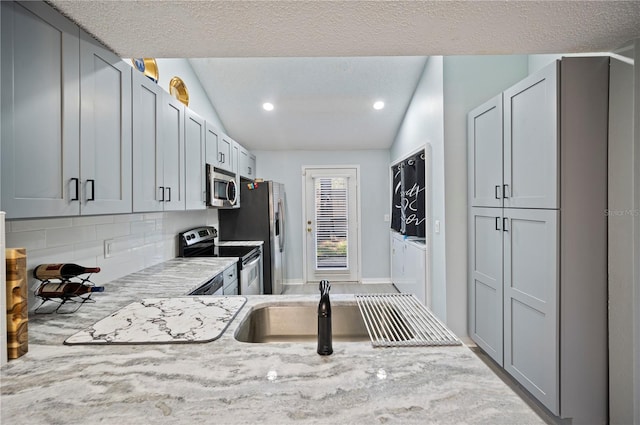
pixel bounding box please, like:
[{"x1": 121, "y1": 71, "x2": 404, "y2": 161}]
[{"x1": 4, "y1": 210, "x2": 218, "y2": 312}]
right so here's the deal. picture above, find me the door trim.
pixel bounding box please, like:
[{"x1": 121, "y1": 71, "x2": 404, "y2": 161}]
[{"x1": 301, "y1": 165, "x2": 361, "y2": 284}]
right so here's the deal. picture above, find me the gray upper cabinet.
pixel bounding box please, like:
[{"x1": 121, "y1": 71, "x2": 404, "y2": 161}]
[
  {"x1": 1, "y1": 1, "x2": 80, "y2": 218},
  {"x1": 503, "y1": 62, "x2": 558, "y2": 209},
  {"x1": 205, "y1": 122, "x2": 220, "y2": 166},
  {"x1": 132, "y1": 74, "x2": 187, "y2": 212},
  {"x1": 468, "y1": 94, "x2": 503, "y2": 208},
  {"x1": 79, "y1": 31, "x2": 132, "y2": 215},
  {"x1": 162, "y1": 94, "x2": 186, "y2": 211},
  {"x1": 469, "y1": 62, "x2": 559, "y2": 210},
  {"x1": 184, "y1": 108, "x2": 206, "y2": 210},
  {"x1": 238, "y1": 143, "x2": 257, "y2": 180},
  {"x1": 132, "y1": 71, "x2": 163, "y2": 212},
  {"x1": 216, "y1": 135, "x2": 233, "y2": 172}
]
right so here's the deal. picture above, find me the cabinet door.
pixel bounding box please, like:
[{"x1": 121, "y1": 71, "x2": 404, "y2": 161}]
[
  {"x1": 1, "y1": 2, "x2": 80, "y2": 218},
  {"x1": 238, "y1": 145, "x2": 249, "y2": 178},
  {"x1": 79, "y1": 31, "x2": 132, "y2": 215},
  {"x1": 184, "y1": 108, "x2": 206, "y2": 210},
  {"x1": 468, "y1": 207, "x2": 504, "y2": 365},
  {"x1": 248, "y1": 154, "x2": 257, "y2": 179},
  {"x1": 217, "y1": 136, "x2": 233, "y2": 172},
  {"x1": 504, "y1": 62, "x2": 559, "y2": 209},
  {"x1": 468, "y1": 94, "x2": 503, "y2": 208},
  {"x1": 405, "y1": 242, "x2": 427, "y2": 306},
  {"x1": 390, "y1": 232, "x2": 405, "y2": 290},
  {"x1": 163, "y1": 94, "x2": 186, "y2": 211},
  {"x1": 205, "y1": 122, "x2": 220, "y2": 166},
  {"x1": 503, "y1": 208, "x2": 559, "y2": 414},
  {"x1": 132, "y1": 71, "x2": 163, "y2": 212}
]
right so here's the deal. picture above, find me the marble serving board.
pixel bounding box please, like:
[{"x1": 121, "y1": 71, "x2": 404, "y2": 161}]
[{"x1": 64, "y1": 296, "x2": 246, "y2": 345}]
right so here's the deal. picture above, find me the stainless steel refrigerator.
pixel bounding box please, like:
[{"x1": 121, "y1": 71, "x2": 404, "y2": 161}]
[{"x1": 218, "y1": 181, "x2": 286, "y2": 294}]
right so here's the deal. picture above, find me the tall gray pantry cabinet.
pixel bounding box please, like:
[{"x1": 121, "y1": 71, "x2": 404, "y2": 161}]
[
  {"x1": 1, "y1": 1, "x2": 132, "y2": 218},
  {"x1": 468, "y1": 57, "x2": 608, "y2": 423}
]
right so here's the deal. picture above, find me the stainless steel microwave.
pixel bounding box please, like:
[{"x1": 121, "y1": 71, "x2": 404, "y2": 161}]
[{"x1": 206, "y1": 164, "x2": 239, "y2": 208}]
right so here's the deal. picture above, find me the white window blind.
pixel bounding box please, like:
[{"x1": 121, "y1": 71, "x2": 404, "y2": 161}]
[{"x1": 315, "y1": 177, "x2": 348, "y2": 269}]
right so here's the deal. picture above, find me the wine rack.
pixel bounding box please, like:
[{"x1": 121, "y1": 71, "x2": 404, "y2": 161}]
[{"x1": 33, "y1": 267, "x2": 102, "y2": 314}]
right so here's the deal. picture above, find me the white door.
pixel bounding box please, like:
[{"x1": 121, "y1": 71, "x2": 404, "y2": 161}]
[{"x1": 304, "y1": 167, "x2": 359, "y2": 283}]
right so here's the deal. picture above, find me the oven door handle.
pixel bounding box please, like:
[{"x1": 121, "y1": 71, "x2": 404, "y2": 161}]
[{"x1": 243, "y1": 255, "x2": 261, "y2": 268}]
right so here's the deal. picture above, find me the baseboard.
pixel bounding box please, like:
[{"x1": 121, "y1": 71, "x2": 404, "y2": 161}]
[
  {"x1": 360, "y1": 278, "x2": 392, "y2": 285},
  {"x1": 283, "y1": 278, "x2": 392, "y2": 285}
]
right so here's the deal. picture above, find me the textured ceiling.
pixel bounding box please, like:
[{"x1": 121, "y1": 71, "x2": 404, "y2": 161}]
[
  {"x1": 50, "y1": 1, "x2": 640, "y2": 57},
  {"x1": 48, "y1": 0, "x2": 640, "y2": 151}
]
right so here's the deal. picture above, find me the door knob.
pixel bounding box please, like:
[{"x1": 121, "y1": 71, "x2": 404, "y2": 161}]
[{"x1": 307, "y1": 227, "x2": 312, "y2": 233}]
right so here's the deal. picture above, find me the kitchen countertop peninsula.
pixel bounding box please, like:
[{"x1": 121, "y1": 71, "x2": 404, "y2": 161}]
[{"x1": 1, "y1": 258, "x2": 543, "y2": 424}]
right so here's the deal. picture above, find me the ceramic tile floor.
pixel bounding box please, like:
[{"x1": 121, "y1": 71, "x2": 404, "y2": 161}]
[{"x1": 282, "y1": 283, "x2": 398, "y2": 295}]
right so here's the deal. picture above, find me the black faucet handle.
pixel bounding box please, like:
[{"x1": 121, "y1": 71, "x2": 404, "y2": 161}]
[{"x1": 319, "y1": 280, "x2": 331, "y2": 296}]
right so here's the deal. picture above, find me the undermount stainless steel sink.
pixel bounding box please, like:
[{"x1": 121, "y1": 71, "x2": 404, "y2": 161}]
[{"x1": 234, "y1": 303, "x2": 370, "y2": 343}]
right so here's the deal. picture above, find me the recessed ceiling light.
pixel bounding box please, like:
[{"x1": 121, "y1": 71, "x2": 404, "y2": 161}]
[
  {"x1": 263, "y1": 102, "x2": 274, "y2": 111},
  {"x1": 373, "y1": 101, "x2": 385, "y2": 110}
]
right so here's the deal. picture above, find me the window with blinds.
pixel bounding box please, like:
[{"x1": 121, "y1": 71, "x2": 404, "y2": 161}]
[{"x1": 315, "y1": 177, "x2": 348, "y2": 269}]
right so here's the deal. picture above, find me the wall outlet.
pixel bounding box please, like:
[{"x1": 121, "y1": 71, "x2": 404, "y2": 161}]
[
  {"x1": 434, "y1": 220, "x2": 441, "y2": 234},
  {"x1": 383, "y1": 214, "x2": 390, "y2": 222},
  {"x1": 104, "y1": 239, "x2": 114, "y2": 258}
]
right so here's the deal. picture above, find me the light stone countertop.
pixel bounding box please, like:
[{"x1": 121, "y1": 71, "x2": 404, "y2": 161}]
[
  {"x1": 0, "y1": 258, "x2": 544, "y2": 425},
  {"x1": 217, "y1": 240, "x2": 264, "y2": 247}
]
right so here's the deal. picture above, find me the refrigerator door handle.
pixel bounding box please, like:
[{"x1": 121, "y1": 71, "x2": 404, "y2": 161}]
[{"x1": 278, "y1": 198, "x2": 285, "y2": 252}]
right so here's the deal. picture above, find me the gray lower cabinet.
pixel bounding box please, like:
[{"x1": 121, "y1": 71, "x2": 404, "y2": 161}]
[
  {"x1": 223, "y1": 264, "x2": 238, "y2": 295},
  {"x1": 468, "y1": 207, "x2": 504, "y2": 365},
  {"x1": 503, "y1": 208, "x2": 559, "y2": 412},
  {"x1": 468, "y1": 57, "x2": 609, "y2": 423},
  {"x1": 1, "y1": 1, "x2": 80, "y2": 218}
]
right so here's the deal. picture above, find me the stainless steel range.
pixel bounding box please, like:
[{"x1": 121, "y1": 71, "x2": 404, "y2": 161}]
[{"x1": 178, "y1": 226, "x2": 262, "y2": 296}]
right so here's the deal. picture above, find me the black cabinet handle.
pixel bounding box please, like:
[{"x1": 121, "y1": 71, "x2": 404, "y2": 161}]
[
  {"x1": 70, "y1": 178, "x2": 79, "y2": 201},
  {"x1": 503, "y1": 184, "x2": 510, "y2": 199},
  {"x1": 248, "y1": 166, "x2": 252, "y2": 175},
  {"x1": 87, "y1": 179, "x2": 95, "y2": 201},
  {"x1": 166, "y1": 187, "x2": 171, "y2": 202},
  {"x1": 159, "y1": 186, "x2": 165, "y2": 202},
  {"x1": 495, "y1": 216, "x2": 501, "y2": 231},
  {"x1": 503, "y1": 217, "x2": 509, "y2": 232},
  {"x1": 495, "y1": 185, "x2": 501, "y2": 199}
]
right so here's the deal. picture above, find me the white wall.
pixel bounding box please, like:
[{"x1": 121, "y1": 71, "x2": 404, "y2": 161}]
[
  {"x1": 5, "y1": 210, "x2": 218, "y2": 313},
  {"x1": 442, "y1": 55, "x2": 529, "y2": 337},
  {"x1": 391, "y1": 56, "x2": 446, "y2": 320},
  {"x1": 252, "y1": 149, "x2": 391, "y2": 283}
]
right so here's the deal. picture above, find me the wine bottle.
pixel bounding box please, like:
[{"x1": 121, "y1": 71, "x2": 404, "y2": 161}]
[
  {"x1": 33, "y1": 263, "x2": 101, "y2": 280},
  {"x1": 317, "y1": 280, "x2": 333, "y2": 356},
  {"x1": 36, "y1": 282, "x2": 105, "y2": 298}
]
